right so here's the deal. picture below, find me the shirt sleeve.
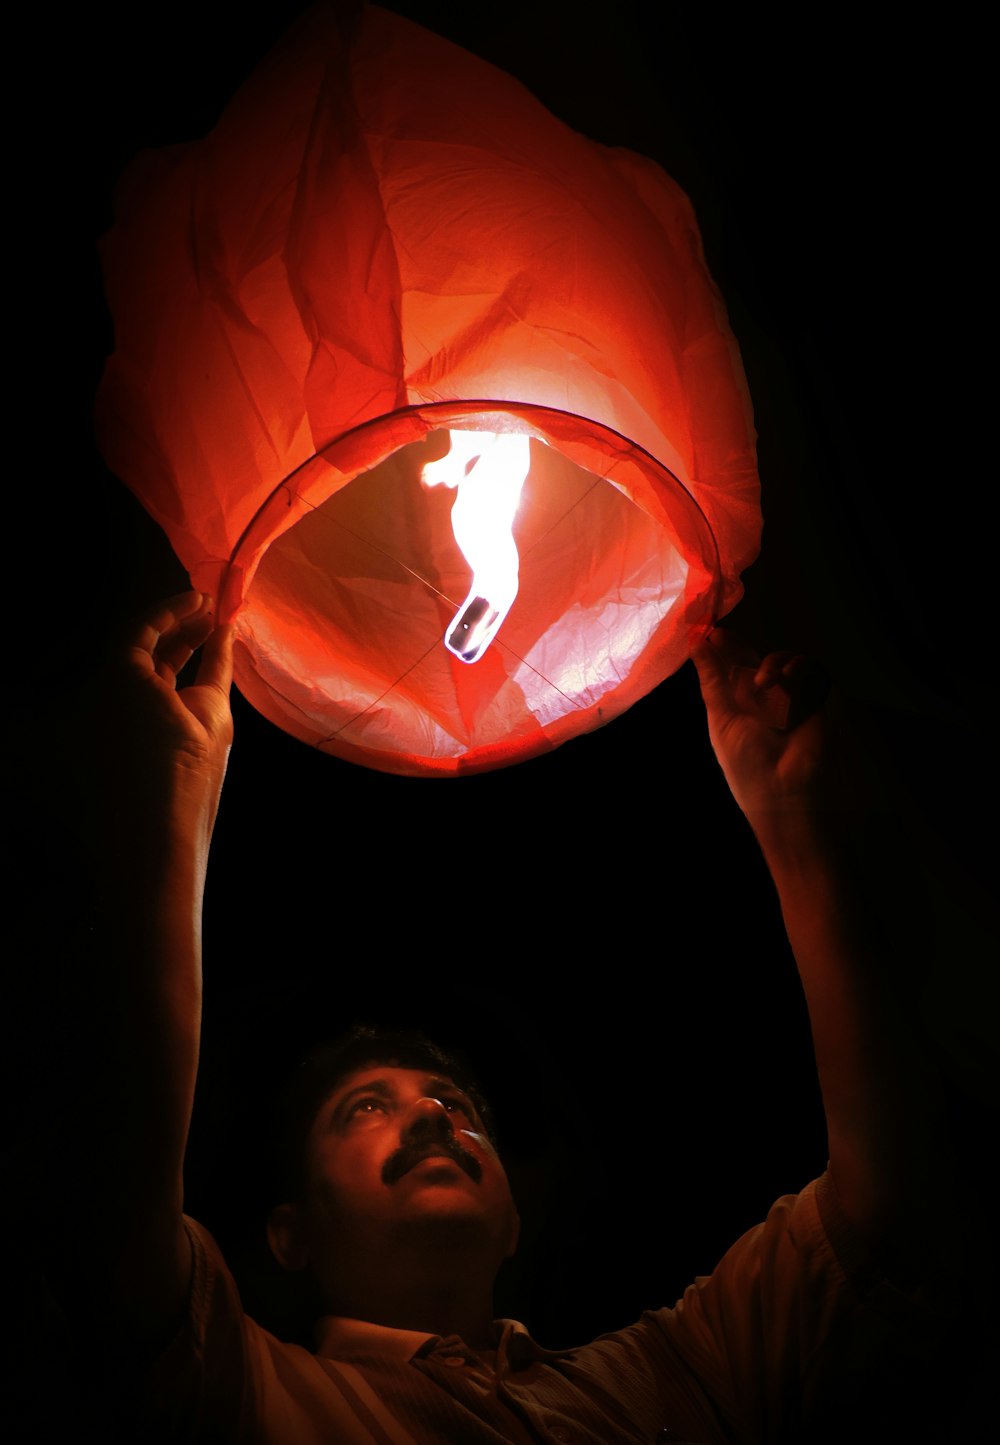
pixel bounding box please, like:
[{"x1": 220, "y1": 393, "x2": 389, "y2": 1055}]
[
  {"x1": 137, "y1": 1219, "x2": 412, "y2": 1445},
  {"x1": 624, "y1": 1171, "x2": 943, "y2": 1445},
  {"x1": 138, "y1": 1215, "x2": 254, "y2": 1443}
]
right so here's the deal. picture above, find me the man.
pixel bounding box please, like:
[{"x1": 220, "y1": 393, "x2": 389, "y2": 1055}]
[{"x1": 29, "y1": 591, "x2": 974, "y2": 1443}]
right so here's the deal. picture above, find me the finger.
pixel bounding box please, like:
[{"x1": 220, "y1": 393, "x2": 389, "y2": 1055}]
[
  {"x1": 129, "y1": 591, "x2": 208, "y2": 658},
  {"x1": 182, "y1": 608, "x2": 216, "y2": 655},
  {"x1": 752, "y1": 651, "x2": 805, "y2": 689},
  {"x1": 690, "y1": 641, "x2": 736, "y2": 728},
  {"x1": 758, "y1": 654, "x2": 831, "y2": 732},
  {"x1": 156, "y1": 609, "x2": 216, "y2": 682},
  {"x1": 154, "y1": 611, "x2": 215, "y2": 679},
  {"x1": 153, "y1": 644, "x2": 195, "y2": 684},
  {"x1": 691, "y1": 628, "x2": 756, "y2": 708},
  {"x1": 729, "y1": 666, "x2": 792, "y2": 730},
  {"x1": 194, "y1": 621, "x2": 235, "y2": 697},
  {"x1": 693, "y1": 633, "x2": 795, "y2": 730}
]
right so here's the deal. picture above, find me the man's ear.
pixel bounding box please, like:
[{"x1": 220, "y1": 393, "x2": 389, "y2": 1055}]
[{"x1": 267, "y1": 1202, "x2": 310, "y2": 1272}]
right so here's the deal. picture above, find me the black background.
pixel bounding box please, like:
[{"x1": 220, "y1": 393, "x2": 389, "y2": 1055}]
[{"x1": 13, "y1": 0, "x2": 996, "y2": 1383}]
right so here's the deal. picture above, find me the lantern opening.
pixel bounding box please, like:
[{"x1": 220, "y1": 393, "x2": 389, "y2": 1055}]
[
  {"x1": 421, "y1": 430, "x2": 532, "y2": 664},
  {"x1": 231, "y1": 403, "x2": 716, "y2": 775}
]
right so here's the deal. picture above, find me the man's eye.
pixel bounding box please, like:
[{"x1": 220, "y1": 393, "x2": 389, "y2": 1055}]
[
  {"x1": 440, "y1": 1096, "x2": 474, "y2": 1120},
  {"x1": 347, "y1": 1097, "x2": 386, "y2": 1119}
]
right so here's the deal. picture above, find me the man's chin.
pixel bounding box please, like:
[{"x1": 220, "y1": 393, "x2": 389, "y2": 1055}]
[
  {"x1": 392, "y1": 1204, "x2": 498, "y2": 1252},
  {"x1": 391, "y1": 1169, "x2": 496, "y2": 1235},
  {"x1": 394, "y1": 1165, "x2": 487, "y2": 1216}
]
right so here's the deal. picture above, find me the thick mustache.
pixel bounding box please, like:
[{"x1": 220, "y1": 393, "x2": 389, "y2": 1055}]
[{"x1": 382, "y1": 1137, "x2": 483, "y2": 1186}]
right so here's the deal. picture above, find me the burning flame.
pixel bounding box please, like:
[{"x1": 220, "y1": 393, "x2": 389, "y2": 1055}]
[{"x1": 421, "y1": 431, "x2": 530, "y2": 663}]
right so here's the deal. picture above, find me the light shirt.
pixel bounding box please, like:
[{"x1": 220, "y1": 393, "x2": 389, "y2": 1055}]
[{"x1": 140, "y1": 1173, "x2": 929, "y2": 1444}]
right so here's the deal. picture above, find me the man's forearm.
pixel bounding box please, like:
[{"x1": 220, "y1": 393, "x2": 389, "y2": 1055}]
[
  {"x1": 90, "y1": 814, "x2": 206, "y2": 1207},
  {"x1": 753, "y1": 808, "x2": 949, "y2": 1278},
  {"x1": 66, "y1": 809, "x2": 208, "y2": 1341}
]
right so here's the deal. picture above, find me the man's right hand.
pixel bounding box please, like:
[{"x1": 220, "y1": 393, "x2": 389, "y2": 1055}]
[
  {"x1": 77, "y1": 591, "x2": 234, "y2": 856},
  {"x1": 123, "y1": 589, "x2": 234, "y2": 756}
]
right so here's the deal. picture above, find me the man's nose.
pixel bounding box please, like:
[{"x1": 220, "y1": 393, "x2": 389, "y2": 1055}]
[{"x1": 402, "y1": 1096, "x2": 456, "y2": 1140}]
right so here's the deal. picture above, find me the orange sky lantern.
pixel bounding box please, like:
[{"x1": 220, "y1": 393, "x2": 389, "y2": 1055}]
[{"x1": 96, "y1": 2, "x2": 761, "y2": 777}]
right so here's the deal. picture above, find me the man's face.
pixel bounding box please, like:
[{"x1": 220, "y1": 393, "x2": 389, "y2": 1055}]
[{"x1": 300, "y1": 1064, "x2": 519, "y2": 1264}]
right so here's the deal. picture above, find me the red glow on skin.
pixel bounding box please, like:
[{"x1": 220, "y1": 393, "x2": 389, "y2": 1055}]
[{"x1": 304, "y1": 1066, "x2": 516, "y2": 1243}]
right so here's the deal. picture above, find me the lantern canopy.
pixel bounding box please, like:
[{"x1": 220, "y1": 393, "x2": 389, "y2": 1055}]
[{"x1": 95, "y1": 1, "x2": 761, "y2": 776}]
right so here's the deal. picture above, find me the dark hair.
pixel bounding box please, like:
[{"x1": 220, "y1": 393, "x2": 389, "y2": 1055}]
[{"x1": 269, "y1": 1024, "x2": 498, "y2": 1204}]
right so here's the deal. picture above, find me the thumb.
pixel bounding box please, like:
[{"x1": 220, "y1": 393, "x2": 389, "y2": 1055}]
[
  {"x1": 691, "y1": 629, "x2": 742, "y2": 712},
  {"x1": 194, "y1": 622, "x2": 235, "y2": 697}
]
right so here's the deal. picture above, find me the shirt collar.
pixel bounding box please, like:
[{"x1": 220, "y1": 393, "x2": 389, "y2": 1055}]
[
  {"x1": 494, "y1": 1318, "x2": 575, "y2": 1367},
  {"x1": 315, "y1": 1314, "x2": 574, "y2": 1369}
]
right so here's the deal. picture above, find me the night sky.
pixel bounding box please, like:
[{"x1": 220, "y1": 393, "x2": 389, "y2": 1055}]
[{"x1": 14, "y1": 0, "x2": 995, "y2": 1368}]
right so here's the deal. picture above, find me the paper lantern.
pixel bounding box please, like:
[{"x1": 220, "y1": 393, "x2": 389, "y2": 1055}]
[{"x1": 95, "y1": 2, "x2": 760, "y2": 777}]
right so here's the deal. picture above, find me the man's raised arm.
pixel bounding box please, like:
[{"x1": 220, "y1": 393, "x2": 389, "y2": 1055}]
[
  {"x1": 692, "y1": 629, "x2": 955, "y2": 1286},
  {"x1": 50, "y1": 591, "x2": 233, "y2": 1351}
]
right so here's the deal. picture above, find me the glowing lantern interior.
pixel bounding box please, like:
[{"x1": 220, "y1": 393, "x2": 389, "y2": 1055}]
[{"x1": 234, "y1": 415, "x2": 697, "y2": 771}]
